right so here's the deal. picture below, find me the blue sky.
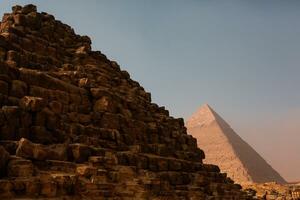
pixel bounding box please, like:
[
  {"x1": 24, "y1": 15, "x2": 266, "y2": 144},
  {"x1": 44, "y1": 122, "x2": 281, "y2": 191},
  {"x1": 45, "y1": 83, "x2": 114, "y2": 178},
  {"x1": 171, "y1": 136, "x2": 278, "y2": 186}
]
[{"x1": 0, "y1": 0, "x2": 299, "y2": 181}]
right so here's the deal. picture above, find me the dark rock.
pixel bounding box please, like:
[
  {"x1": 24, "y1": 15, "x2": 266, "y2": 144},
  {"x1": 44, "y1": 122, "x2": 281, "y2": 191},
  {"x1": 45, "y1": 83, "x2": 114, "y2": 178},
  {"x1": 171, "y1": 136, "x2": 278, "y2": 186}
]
[{"x1": 0, "y1": 146, "x2": 9, "y2": 177}]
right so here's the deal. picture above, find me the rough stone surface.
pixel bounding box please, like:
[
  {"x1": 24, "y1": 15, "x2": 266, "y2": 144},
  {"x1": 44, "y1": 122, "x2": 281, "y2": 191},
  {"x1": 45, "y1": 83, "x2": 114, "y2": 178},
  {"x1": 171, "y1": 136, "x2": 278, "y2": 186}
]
[
  {"x1": 244, "y1": 182, "x2": 300, "y2": 199},
  {"x1": 0, "y1": 146, "x2": 9, "y2": 177},
  {"x1": 0, "y1": 5, "x2": 254, "y2": 199},
  {"x1": 186, "y1": 104, "x2": 286, "y2": 185}
]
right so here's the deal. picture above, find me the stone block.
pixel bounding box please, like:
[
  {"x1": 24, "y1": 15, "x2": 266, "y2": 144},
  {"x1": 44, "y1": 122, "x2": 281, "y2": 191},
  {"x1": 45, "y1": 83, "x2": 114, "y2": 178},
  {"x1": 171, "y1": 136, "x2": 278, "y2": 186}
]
[
  {"x1": 101, "y1": 113, "x2": 120, "y2": 129},
  {"x1": 30, "y1": 126, "x2": 54, "y2": 144},
  {"x1": 0, "y1": 146, "x2": 9, "y2": 177},
  {"x1": 0, "y1": 80, "x2": 9, "y2": 95},
  {"x1": 19, "y1": 96, "x2": 46, "y2": 112},
  {"x1": 49, "y1": 100, "x2": 62, "y2": 114},
  {"x1": 10, "y1": 80, "x2": 27, "y2": 98},
  {"x1": 0, "y1": 140, "x2": 18, "y2": 154},
  {"x1": 93, "y1": 96, "x2": 117, "y2": 113},
  {"x1": 40, "y1": 178, "x2": 57, "y2": 197},
  {"x1": 16, "y1": 138, "x2": 67, "y2": 161},
  {"x1": 68, "y1": 143, "x2": 93, "y2": 163},
  {"x1": 0, "y1": 180, "x2": 13, "y2": 198},
  {"x1": 7, "y1": 157, "x2": 34, "y2": 177},
  {"x1": 21, "y1": 4, "x2": 37, "y2": 14},
  {"x1": 76, "y1": 165, "x2": 97, "y2": 178}
]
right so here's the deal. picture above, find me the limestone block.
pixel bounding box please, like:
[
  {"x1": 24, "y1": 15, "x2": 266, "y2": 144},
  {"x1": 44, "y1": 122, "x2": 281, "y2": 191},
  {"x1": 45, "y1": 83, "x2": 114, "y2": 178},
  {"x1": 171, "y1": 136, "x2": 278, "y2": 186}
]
[
  {"x1": 76, "y1": 165, "x2": 97, "y2": 178},
  {"x1": 93, "y1": 96, "x2": 116, "y2": 113},
  {"x1": 0, "y1": 180, "x2": 13, "y2": 198},
  {"x1": 13, "y1": 14, "x2": 26, "y2": 26},
  {"x1": 21, "y1": 4, "x2": 37, "y2": 14},
  {"x1": 101, "y1": 113, "x2": 120, "y2": 129},
  {"x1": 90, "y1": 87, "x2": 111, "y2": 99},
  {"x1": 40, "y1": 178, "x2": 57, "y2": 197},
  {"x1": 19, "y1": 96, "x2": 46, "y2": 112},
  {"x1": 30, "y1": 126, "x2": 54, "y2": 144},
  {"x1": 0, "y1": 146, "x2": 9, "y2": 177},
  {"x1": 0, "y1": 80, "x2": 9, "y2": 95},
  {"x1": 16, "y1": 138, "x2": 67, "y2": 161},
  {"x1": 10, "y1": 80, "x2": 27, "y2": 97},
  {"x1": 49, "y1": 100, "x2": 62, "y2": 114},
  {"x1": 68, "y1": 143, "x2": 93, "y2": 163},
  {"x1": 7, "y1": 157, "x2": 34, "y2": 177}
]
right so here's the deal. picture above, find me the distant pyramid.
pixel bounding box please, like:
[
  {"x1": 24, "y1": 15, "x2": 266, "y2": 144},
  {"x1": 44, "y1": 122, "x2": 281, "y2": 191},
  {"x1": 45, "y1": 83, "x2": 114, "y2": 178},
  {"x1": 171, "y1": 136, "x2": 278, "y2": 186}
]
[{"x1": 186, "y1": 104, "x2": 286, "y2": 184}]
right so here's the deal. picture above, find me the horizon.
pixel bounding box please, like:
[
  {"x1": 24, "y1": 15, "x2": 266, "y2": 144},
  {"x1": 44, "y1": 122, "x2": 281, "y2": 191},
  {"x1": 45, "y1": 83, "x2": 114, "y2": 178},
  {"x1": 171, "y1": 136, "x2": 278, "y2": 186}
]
[{"x1": 0, "y1": 0, "x2": 299, "y2": 181}]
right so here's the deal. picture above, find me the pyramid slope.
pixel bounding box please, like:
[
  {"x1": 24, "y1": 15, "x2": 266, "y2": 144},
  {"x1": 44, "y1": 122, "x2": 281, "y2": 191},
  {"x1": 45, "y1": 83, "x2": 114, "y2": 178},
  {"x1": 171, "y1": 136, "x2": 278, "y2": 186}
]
[{"x1": 187, "y1": 104, "x2": 286, "y2": 184}]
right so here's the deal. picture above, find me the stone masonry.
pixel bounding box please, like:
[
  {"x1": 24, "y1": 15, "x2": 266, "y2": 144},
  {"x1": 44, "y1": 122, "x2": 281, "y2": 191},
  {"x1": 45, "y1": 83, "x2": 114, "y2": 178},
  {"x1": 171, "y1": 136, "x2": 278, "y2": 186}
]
[{"x1": 0, "y1": 4, "x2": 254, "y2": 200}]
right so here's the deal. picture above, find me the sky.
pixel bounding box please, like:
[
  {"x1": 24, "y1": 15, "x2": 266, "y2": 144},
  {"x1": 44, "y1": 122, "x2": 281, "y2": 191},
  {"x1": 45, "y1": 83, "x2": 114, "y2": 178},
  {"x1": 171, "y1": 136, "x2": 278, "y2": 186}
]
[{"x1": 0, "y1": 0, "x2": 299, "y2": 182}]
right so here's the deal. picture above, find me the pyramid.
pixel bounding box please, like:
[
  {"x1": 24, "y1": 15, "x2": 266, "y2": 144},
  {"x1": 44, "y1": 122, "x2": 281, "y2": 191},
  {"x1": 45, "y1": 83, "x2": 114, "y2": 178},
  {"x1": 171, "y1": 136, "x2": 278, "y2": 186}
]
[
  {"x1": 0, "y1": 4, "x2": 253, "y2": 199},
  {"x1": 186, "y1": 104, "x2": 286, "y2": 185}
]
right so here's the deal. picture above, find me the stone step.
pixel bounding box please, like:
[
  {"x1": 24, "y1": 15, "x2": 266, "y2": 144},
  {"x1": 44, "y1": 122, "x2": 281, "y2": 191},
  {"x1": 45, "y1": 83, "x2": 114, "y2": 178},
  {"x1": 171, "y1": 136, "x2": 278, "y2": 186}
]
[
  {"x1": 88, "y1": 152, "x2": 118, "y2": 169},
  {"x1": 0, "y1": 174, "x2": 76, "y2": 199},
  {"x1": 79, "y1": 189, "x2": 113, "y2": 197},
  {"x1": 116, "y1": 151, "x2": 203, "y2": 173},
  {"x1": 34, "y1": 160, "x2": 77, "y2": 173},
  {"x1": 7, "y1": 156, "x2": 34, "y2": 178},
  {"x1": 76, "y1": 125, "x2": 119, "y2": 142},
  {"x1": 73, "y1": 135, "x2": 118, "y2": 149},
  {"x1": 131, "y1": 143, "x2": 203, "y2": 162}
]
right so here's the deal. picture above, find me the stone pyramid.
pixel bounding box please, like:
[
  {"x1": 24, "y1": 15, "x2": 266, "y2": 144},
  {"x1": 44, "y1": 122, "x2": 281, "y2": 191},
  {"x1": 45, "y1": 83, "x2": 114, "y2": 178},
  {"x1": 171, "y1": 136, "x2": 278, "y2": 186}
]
[
  {"x1": 0, "y1": 4, "x2": 253, "y2": 199},
  {"x1": 186, "y1": 104, "x2": 286, "y2": 185}
]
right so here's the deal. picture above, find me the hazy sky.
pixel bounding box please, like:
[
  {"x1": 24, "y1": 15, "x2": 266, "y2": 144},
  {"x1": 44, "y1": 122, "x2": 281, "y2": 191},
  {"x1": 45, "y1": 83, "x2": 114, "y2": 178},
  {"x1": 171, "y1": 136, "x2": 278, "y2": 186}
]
[{"x1": 0, "y1": 0, "x2": 299, "y2": 181}]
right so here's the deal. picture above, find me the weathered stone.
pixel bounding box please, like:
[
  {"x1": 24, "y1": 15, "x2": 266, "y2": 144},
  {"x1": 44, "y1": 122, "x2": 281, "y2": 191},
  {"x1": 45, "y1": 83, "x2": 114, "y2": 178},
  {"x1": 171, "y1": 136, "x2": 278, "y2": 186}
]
[
  {"x1": 0, "y1": 80, "x2": 9, "y2": 95},
  {"x1": 90, "y1": 87, "x2": 110, "y2": 98},
  {"x1": 0, "y1": 106, "x2": 19, "y2": 140},
  {"x1": 19, "y1": 96, "x2": 46, "y2": 112},
  {"x1": 7, "y1": 157, "x2": 34, "y2": 177},
  {"x1": 12, "y1": 5, "x2": 22, "y2": 13},
  {"x1": 49, "y1": 100, "x2": 62, "y2": 114},
  {"x1": 0, "y1": 140, "x2": 18, "y2": 154},
  {"x1": 93, "y1": 96, "x2": 116, "y2": 113},
  {"x1": 68, "y1": 143, "x2": 93, "y2": 163},
  {"x1": 40, "y1": 177, "x2": 57, "y2": 197},
  {"x1": 21, "y1": 4, "x2": 37, "y2": 14},
  {"x1": 13, "y1": 14, "x2": 26, "y2": 25},
  {"x1": 30, "y1": 126, "x2": 54, "y2": 144},
  {"x1": 78, "y1": 78, "x2": 89, "y2": 87},
  {"x1": 75, "y1": 45, "x2": 90, "y2": 56},
  {"x1": 76, "y1": 165, "x2": 97, "y2": 178},
  {"x1": 10, "y1": 80, "x2": 27, "y2": 97},
  {"x1": 16, "y1": 138, "x2": 67, "y2": 161},
  {"x1": 101, "y1": 113, "x2": 120, "y2": 129},
  {"x1": 0, "y1": 180, "x2": 13, "y2": 198},
  {"x1": 0, "y1": 146, "x2": 9, "y2": 177},
  {"x1": 0, "y1": 47, "x2": 6, "y2": 61},
  {"x1": 7, "y1": 50, "x2": 19, "y2": 62},
  {"x1": 16, "y1": 138, "x2": 46, "y2": 160}
]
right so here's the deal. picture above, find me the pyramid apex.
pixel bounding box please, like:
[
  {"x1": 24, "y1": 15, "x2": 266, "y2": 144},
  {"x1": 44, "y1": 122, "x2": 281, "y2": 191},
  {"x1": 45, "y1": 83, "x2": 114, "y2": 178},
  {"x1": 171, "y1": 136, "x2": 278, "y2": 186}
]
[
  {"x1": 186, "y1": 103, "x2": 217, "y2": 128},
  {"x1": 201, "y1": 103, "x2": 213, "y2": 110}
]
